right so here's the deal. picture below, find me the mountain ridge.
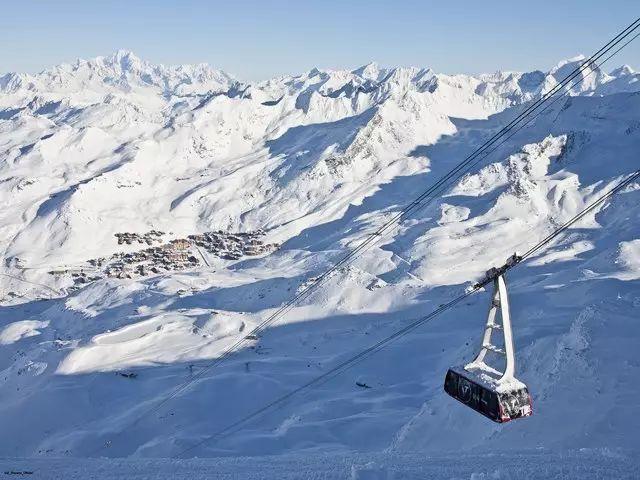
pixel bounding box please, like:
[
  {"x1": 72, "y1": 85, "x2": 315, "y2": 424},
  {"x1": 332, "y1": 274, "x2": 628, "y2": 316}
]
[
  {"x1": 1, "y1": 50, "x2": 636, "y2": 98},
  {"x1": 0, "y1": 50, "x2": 638, "y2": 460}
]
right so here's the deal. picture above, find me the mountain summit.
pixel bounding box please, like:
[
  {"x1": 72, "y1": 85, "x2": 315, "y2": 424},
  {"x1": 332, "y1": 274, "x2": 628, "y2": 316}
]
[
  {"x1": 0, "y1": 50, "x2": 237, "y2": 96},
  {"x1": 0, "y1": 52, "x2": 639, "y2": 460}
]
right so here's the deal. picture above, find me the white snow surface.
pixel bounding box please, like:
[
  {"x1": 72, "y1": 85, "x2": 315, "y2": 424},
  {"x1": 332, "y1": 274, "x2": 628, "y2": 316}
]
[
  {"x1": 1, "y1": 449, "x2": 639, "y2": 479},
  {"x1": 0, "y1": 52, "x2": 639, "y2": 476}
]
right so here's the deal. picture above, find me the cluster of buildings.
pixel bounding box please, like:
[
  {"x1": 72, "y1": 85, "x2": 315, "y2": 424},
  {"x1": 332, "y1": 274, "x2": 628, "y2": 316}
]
[
  {"x1": 56, "y1": 230, "x2": 280, "y2": 288},
  {"x1": 114, "y1": 230, "x2": 165, "y2": 245},
  {"x1": 188, "y1": 230, "x2": 279, "y2": 260},
  {"x1": 104, "y1": 238, "x2": 199, "y2": 279}
]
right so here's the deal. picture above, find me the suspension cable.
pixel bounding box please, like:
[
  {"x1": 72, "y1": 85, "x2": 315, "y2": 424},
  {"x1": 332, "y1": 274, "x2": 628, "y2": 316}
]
[
  {"x1": 521, "y1": 170, "x2": 640, "y2": 261},
  {"x1": 177, "y1": 168, "x2": 640, "y2": 458},
  {"x1": 92, "y1": 18, "x2": 640, "y2": 455}
]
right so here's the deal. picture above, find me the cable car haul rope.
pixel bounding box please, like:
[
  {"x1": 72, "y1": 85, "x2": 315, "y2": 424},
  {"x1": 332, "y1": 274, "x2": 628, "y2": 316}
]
[
  {"x1": 177, "y1": 169, "x2": 640, "y2": 456},
  {"x1": 93, "y1": 17, "x2": 640, "y2": 457}
]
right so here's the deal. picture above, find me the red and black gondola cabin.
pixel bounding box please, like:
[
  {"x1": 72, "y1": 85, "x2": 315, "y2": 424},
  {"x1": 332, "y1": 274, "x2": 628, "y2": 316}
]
[{"x1": 444, "y1": 367, "x2": 532, "y2": 423}]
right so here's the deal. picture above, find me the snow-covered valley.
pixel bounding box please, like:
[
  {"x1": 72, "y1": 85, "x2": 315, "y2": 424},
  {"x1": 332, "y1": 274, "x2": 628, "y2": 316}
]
[{"x1": 0, "y1": 51, "x2": 639, "y2": 477}]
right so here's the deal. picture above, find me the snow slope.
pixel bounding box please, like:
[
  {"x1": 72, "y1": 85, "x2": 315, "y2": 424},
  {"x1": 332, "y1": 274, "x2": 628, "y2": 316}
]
[
  {"x1": 0, "y1": 51, "x2": 639, "y2": 474},
  {"x1": 2, "y1": 450, "x2": 639, "y2": 479}
]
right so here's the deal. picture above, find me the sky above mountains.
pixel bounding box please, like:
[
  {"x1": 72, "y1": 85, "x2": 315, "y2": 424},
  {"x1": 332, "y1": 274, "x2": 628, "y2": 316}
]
[{"x1": 2, "y1": 0, "x2": 639, "y2": 80}]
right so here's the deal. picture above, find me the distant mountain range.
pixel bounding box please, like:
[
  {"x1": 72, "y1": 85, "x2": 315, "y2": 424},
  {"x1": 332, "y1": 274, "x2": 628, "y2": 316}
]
[{"x1": 0, "y1": 51, "x2": 638, "y2": 459}]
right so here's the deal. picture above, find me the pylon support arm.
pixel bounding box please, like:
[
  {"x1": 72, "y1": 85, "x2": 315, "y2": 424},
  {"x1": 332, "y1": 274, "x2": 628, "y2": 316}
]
[{"x1": 467, "y1": 274, "x2": 516, "y2": 383}]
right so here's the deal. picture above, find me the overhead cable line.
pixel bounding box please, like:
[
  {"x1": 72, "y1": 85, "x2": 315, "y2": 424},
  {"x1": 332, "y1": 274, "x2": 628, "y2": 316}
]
[
  {"x1": 521, "y1": 170, "x2": 640, "y2": 260},
  {"x1": 93, "y1": 18, "x2": 640, "y2": 455},
  {"x1": 0, "y1": 272, "x2": 61, "y2": 296},
  {"x1": 177, "y1": 168, "x2": 640, "y2": 458}
]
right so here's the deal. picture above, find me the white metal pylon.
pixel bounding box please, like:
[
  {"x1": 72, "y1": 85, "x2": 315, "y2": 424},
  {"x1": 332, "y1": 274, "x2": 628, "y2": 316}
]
[{"x1": 466, "y1": 273, "x2": 516, "y2": 383}]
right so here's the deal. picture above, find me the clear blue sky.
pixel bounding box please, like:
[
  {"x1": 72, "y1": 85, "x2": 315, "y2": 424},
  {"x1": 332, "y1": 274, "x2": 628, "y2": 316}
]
[{"x1": 2, "y1": 1, "x2": 638, "y2": 80}]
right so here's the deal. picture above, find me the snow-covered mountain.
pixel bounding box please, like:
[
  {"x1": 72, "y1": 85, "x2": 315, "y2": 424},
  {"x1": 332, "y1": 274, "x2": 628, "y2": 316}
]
[{"x1": 0, "y1": 51, "x2": 639, "y2": 466}]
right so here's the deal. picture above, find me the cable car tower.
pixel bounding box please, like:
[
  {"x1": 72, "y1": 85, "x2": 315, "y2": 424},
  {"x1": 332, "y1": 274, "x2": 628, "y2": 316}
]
[{"x1": 444, "y1": 254, "x2": 533, "y2": 422}]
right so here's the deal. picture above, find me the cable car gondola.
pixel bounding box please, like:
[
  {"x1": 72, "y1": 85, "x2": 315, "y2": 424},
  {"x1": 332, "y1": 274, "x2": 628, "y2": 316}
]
[{"x1": 444, "y1": 254, "x2": 533, "y2": 423}]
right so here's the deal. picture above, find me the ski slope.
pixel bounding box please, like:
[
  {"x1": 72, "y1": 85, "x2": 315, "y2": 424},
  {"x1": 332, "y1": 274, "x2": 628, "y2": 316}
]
[
  {"x1": 0, "y1": 51, "x2": 639, "y2": 476},
  {"x1": 1, "y1": 449, "x2": 639, "y2": 479}
]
